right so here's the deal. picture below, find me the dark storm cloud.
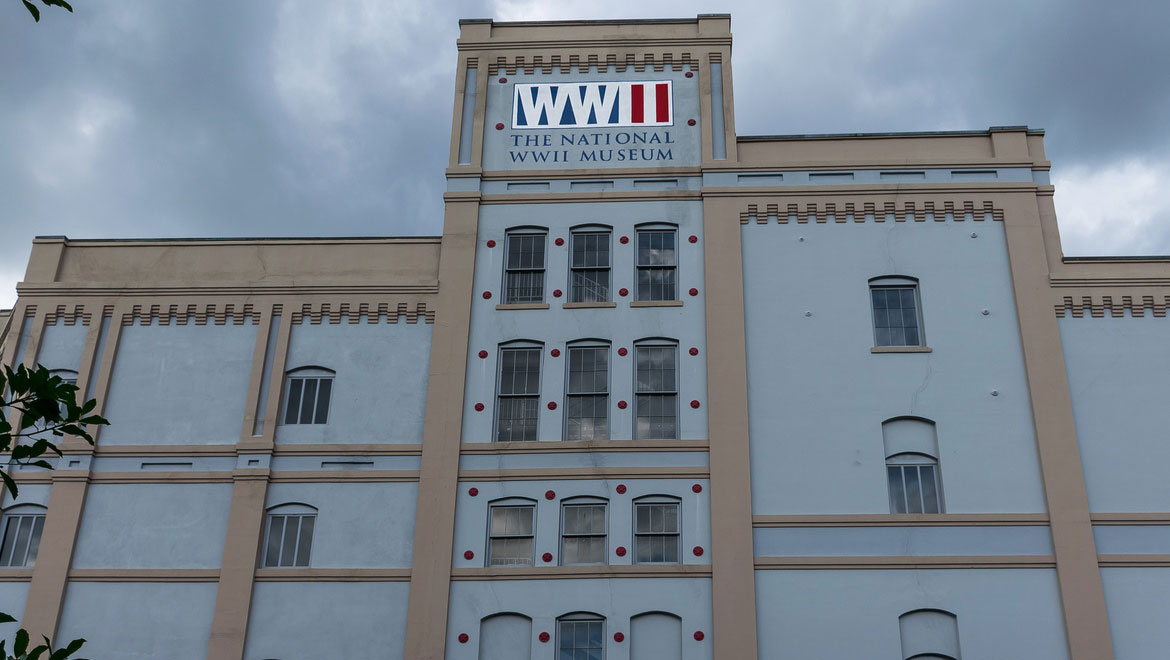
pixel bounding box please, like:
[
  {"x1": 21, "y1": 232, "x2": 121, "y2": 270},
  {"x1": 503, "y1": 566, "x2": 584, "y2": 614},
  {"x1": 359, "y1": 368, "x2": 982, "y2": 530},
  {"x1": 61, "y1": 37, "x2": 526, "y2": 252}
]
[{"x1": 3, "y1": 0, "x2": 1169, "y2": 305}]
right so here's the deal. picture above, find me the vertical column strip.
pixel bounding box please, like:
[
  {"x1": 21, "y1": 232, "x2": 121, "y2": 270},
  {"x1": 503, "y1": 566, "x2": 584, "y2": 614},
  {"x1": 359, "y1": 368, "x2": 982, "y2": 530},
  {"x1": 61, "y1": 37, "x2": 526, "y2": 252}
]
[
  {"x1": 457, "y1": 65, "x2": 479, "y2": 165},
  {"x1": 19, "y1": 472, "x2": 88, "y2": 641},
  {"x1": 258, "y1": 309, "x2": 291, "y2": 448},
  {"x1": 207, "y1": 472, "x2": 270, "y2": 660},
  {"x1": 708, "y1": 60, "x2": 726, "y2": 161},
  {"x1": 241, "y1": 308, "x2": 276, "y2": 439},
  {"x1": 86, "y1": 304, "x2": 128, "y2": 446}
]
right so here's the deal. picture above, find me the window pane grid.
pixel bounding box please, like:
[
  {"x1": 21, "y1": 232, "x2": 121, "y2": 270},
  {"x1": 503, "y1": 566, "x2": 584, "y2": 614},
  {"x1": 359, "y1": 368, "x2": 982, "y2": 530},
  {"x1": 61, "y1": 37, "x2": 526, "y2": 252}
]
[
  {"x1": 570, "y1": 232, "x2": 611, "y2": 303},
  {"x1": 562, "y1": 504, "x2": 607, "y2": 565},
  {"x1": 497, "y1": 348, "x2": 542, "y2": 442},
  {"x1": 489, "y1": 505, "x2": 535, "y2": 566},
  {"x1": 635, "y1": 345, "x2": 678, "y2": 440},
  {"x1": 0, "y1": 515, "x2": 45, "y2": 567},
  {"x1": 887, "y1": 463, "x2": 941, "y2": 514},
  {"x1": 283, "y1": 376, "x2": 333, "y2": 425},
  {"x1": 558, "y1": 619, "x2": 604, "y2": 659},
  {"x1": 505, "y1": 234, "x2": 547, "y2": 304},
  {"x1": 871, "y1": 286, "x2": 922, "y2": 347},
  {"x1": 263, "y1": 514, "x2": 315, "y2": 567},
  {"x1": 634, "y1": 503, "x2": 680, "y2": 563},
  {"x1": 567, "y1": 347, "x2": 608, "y2": 441},
  {"x1": 636, "y1": 230, "x2": 677, "y2": 301}
]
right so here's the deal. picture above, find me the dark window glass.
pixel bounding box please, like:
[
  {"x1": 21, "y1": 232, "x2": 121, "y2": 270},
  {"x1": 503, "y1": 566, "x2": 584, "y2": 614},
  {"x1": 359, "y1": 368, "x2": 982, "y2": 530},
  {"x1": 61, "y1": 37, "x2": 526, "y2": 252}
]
[
  {"x1": 0, "y1": 514, "x2": 45, "y2": 567},
  {"x1": 505, "y1": 233, "x2": 547, "y2": 304},
  {"x1": 635, "y1": 345, "x2": 678, "y2": 439},
  {"x1": 283, "y1": 376, "x2": 333, "y2": 425},
  {"x1": 558, "y1": 619, "x2": 604, "y2": 660},
  {"x1": 566, "y1": 346, "x2": 608, "y2": 441},
  {"x1": 570, "y1": 232, "x2": 611, "y2": 303},
  {"x1": 562, "y1": 504, "x2": 607, "y2": 565},
  {"x1": 634, "y1": 502, "x2": 680, "y2": 563},
  {"x1": 497, "y1": 348, "x2": 542, "y2": 442},
  {"x1": 263, "y1": 513, "x2": 315, "y2": 567},
  {"x1": 488, "y1": 505, "x2": 535, "y2": 566},
  {"x1": 636, "y1": 230, "x2": 677, "y2": 301},
  {"x1": 871, "y1": 285, "x2": 923, "y2": 347},
  {"x1": 887, "y1": 461, "x2": 941, "y2": 514}
]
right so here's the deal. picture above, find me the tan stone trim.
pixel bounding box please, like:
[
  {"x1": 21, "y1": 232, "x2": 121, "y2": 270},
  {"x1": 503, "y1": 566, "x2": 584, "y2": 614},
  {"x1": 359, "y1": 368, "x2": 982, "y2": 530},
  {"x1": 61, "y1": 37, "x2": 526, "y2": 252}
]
[
  {"x1": 1001, "y1": 193, "x2": 1114, "y2": 659},
  {"x1": 1098, "y1": 555, "x2": 1170, "y2": 567},
  {"x1": 451, "y1": 565, "x2": 711, "y2": 580},
  {"x1": 458, "y1": 467, "x2": 708, "y2": 481},
  {"x1": 59, "y1": 302, "x2": 106, "y2": 454},
  {"x1": 702, "y1": 196, "x2": 758, "y2": 659},
  {"x1": 477, "y1": 190, "x2": 702, "y2": 205},
  {"x1": 119, "y1": 302, "x2": 260, "y2": 326},
  {"x1": 208, "y1": 476, "x2": 270, "y2": 659},
  {"x1": 1090, "y1": 513, "x2": 1170, "y2": 525},
  {"x1": 19, "y1": 285, "x2": 440, "y2": 297},
  {"x1": 67, "y1": 569, "x2": 220, "y2": 582},
  {"x1": 461, "y1": 440, "x2": 709, "y2": 454},
  {"x1": 561, "y1": 302, "x2": 617, "y2": 309},
  {"x1": 737, "y1": 198, "x2": 1005, "y2": 224},
  {"x1": 0, "y1": 570, "x2": 33, "y2": 582},
  {"x1": 629, "y1": 300, "x2": 683, "y2": 308},
  {"x1": 19, "y1": 309, "x2": 46, "y2": 370},
  {"x1": 495, "y1": 303, "x2": 550, "y2": 311},
  {"x1": 20, "y1": 479, "x2": 87, "y2": 639},
  {"x1": 239, "y1": 306, "x2": 275, "y2": 440},
  {"x1": 253, "y1": 568, "x2": 411, "y2": 582},
  {"x1": 272, "y1": 444, "x2": 423, "y2": 456},
  {"x1": 86, "y1": 444, "x2": 240, "y2": 456},
  {"x1": 87, "y1": 302, "x2": 128, "y2": 446},
  {"x1": 259, "y1": 304, "x2": 293, "y2": 448},
  {"x1": 1055, "y1": 293, "x2": 1170, "y2": 318},
  {"x1": 871, "y1": 346, "x2": 933, "y2": 354},
  {"x1": 86, "y1": 472, "x2": 236, "y2": 484},
  {"x1": 267, "y1": 470, "x2": 420, "y2": 483},
  {"x1": 754, "y1": 555, "x2": 1056, "y2": 569},
  {"x1": 289, "y1": 301, "x2": 434, "y2": 324},
  {"x1": 752, "y1": 514, "x2": 1050, "y2": 527},
  {"x1": 0, "y1": 300, "x2": 30, "y2": 371},
  {"x1": 480, "y1": 51, "x2": 705, "y2": 75},
  {"x1": 41, "y1": 304, "x2": 91, "y2": 326},
  {"x1": 405, "y1": 197, "x2": 480, "y2": 660},
  {"x1": 476, "y1": 167, "x2": 700, "y2": 180}
]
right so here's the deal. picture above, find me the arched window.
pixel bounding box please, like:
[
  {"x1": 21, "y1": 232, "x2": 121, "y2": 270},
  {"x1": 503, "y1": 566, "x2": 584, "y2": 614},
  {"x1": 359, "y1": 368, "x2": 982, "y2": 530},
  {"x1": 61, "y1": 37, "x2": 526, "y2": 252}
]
[
  {"x1": 557, "y1": 612, "x2": 605, "y2": 659},
  {"x1": 48, "y1": 369, "x2": 79, "y2": 416},
  {"x1": 869, "y1": 276, "x2": 925, "y2": 347},
  {"x1": 883, "y1": 417, "x2": 944, "y2": 514},
  {"x1": 899, "y1": 609, "x2": 961, "y2": 659},
  {"x1": 631, "y1": 611, "x2": 681, "y2": 660},
  {"x1": 503, "y1": 227, "x2": 548, "y2": 304},
  {"x1": 633, "y1": 495, "x2": 680, "y2": 564},
  {"x1": 496, "y1": 341, "x2": 543, "y2": 443},
  {"x1": 569, "y1": 225, "x2": 612, "y2": 303},
  {"x1": 487, "y1": 497, "x2": 537, "y2": 567},
  {"x1": 565, "y1": 339, "x2": 610, "y2": 442},
  {"x1": 634, "y1": 338, "x2": 679, "y2": 440},
  {"x1": 635, "y1": 223, "x2": 678, "y2": 301},
  {"x1": 0, "y1": 503, "x2": 47, "y2": 567},
  {"x1": 282, "y1": 366, "x2": 335, "y2": 426},
  {"x1": 479, "y1": 613, "x2": 532, "y2": 660},
  {"x1": 262, "y1": 503, "x2": 317, "y2": 568},
  {"x1": 560, "y1": 497, "x2": 607, "y2": 566}
]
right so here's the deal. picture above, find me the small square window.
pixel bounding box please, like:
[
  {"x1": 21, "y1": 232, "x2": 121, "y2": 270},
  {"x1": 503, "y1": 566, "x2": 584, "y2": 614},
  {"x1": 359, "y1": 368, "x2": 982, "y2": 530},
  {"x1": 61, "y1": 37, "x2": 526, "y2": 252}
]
[
  {"x1": 262, "y1": 513, "x2": 315, "y2": 567},
  {"x1": 283, "y1": 375, "x2": 333, "y2": 425},
  {"x1": 488, "y1": 505, "x2": 535, "y2": 566}
]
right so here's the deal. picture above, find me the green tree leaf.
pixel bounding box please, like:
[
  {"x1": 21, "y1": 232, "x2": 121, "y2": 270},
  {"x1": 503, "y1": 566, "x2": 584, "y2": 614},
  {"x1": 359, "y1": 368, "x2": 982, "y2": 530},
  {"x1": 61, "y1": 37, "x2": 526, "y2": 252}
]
[{"x1": 22, "y1": 0, "x2": 40, "y2": 21}]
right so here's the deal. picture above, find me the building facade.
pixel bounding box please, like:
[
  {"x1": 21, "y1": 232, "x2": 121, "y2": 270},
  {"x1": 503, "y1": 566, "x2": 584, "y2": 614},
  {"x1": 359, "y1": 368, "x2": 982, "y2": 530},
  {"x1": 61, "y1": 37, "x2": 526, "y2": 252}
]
[{"x1": 1, "y1": 15, "x2": 1168, "y2": 660}]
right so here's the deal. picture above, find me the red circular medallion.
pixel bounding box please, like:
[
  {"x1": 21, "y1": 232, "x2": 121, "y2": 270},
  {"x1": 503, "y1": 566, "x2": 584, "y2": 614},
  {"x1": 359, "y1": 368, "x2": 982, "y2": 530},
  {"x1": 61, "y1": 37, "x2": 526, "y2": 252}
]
[
  {"x1": 618, "y1": 288, "x2": 629, "y2": 297},
  {"x1": 499, "y1": 77, "x2": 508, "y2": 83},
  {"x1": 468, "y1": 487, "x2": 479, "y2": 496},
  {"x1": 685, "y1": 71, "x2": 694, "y2": 78},
  {"x1": 545, "y1": 490, "x2": 556, "y2": 500},
  {"x1": 694, "y1": 631, "x2": 705, "y2": 641},
  {"x1": 555, "y1": 237, "x2": 564, "y2": 246},
  {"x1": 691, "y1": 399, "x2": 701, "y2": 409},
  {"x1": 553, "y1": 289, "x2": 563, "y2": 298},
  {"x1": 689, "y1": 347, "x2": 699, "y2": 356},
  {"x1": 614, "y1": 632, "x2": 625, "y2": 643},
  {"x1": 486, "y1": 239, "x2": 496, "y2": 248},
  {"x1": 616, "y1": 546, "x2": 627, "y2": 557},
  {"x1": 550, "y1": 348, "x2": 560, "y2": 357},
  {"x1": 458, "y1": 633, "x2": 470, "y2": 644},
  {"x1": 617, "y1": 400, "x2": 627, "y2": 409},
  {"x1": 464, "y1": 550, "x2": 474, "y2": 560},
  {"x1": 617, "y1": 347, "x2": 628, "y2": 356},
  {"x1": 495, "y1": 123, "x2": 504, "y2": 130},
  {"x1": 474, "y1": 403, "x2": 485, "y2": 412},
  {"x1": 478, "y1": 350, "x2": 489, "y2": 359},
  {"x1": 689, "y1": 287, "x2": 699, "y2": 296},
  {"x1": 539, "y1": 632, "x2": 550, "y2": 643},
  {"x1": 693, "y1": 546, "x2": 704, "y2": 556},
  {"x1": 689, "y1": 235, "x2": 698, "y2": 243},
  {"x1": 688, "y1": 118, "x2": 696, "y2": 126},
  {"x1": 616, "y1": 484, "x2": 627, "y2": 494},
  {"x1": 542, "y1": 552, "x2": 553, "y2": 563},
  {"x1": 482, "y1": 291, "x2": 492, "y2": 299},
  {"x1": 619, "y1": 235, "x2": 629, "y2": 244},
  {"x1": 692, "y1": 483, "x2": 703, "y2": 493}
]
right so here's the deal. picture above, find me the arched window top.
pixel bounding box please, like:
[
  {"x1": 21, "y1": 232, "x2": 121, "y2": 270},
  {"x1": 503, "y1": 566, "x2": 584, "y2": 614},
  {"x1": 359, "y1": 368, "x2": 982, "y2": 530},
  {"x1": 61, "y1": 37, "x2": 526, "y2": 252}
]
[
  {"x1": 488, "y1": 496, "x2": 537, "y2": 507},
  {"x1": 558, "y1": 611, "x2": 606, "y2": 621},
  {"x1": 506, "y1": 225, "x2": 548, "y2": 234},
  {"x1": 887, "y1": 452, "x2": 938, "y2": 465},
  {"x1": 899, "y1": 609, "x2": 960, "y2": 660},
  {"x1": 566, "y1": 337, "x2": 611, "y2": 347},
  {"x1": 48, "y1": 368, "x2": 78, "y2": 378},
  {"x1": 633, "y1": 336, "x2": 678, "y2": 346},
  {"x1": 481, "y1": 611, "x2": 532, "y2": 623},
  {"x1": 632, "y1": 494, "x2": 681, "y2": 504},
  {"x1": 561, "y1": 495, "x2": 608, "y2": 506},
  {"x1": 286, "y1": 365, "x2": 335, "y2": 377},
  {"x1": 266, "y1": 502, "x2": 317, "y2": 515},
  {"x1": 870, "y1": 275, "x2": 919, "y2": 285},
  {"x1": 883, "y1": 417, "x2": 939, "y2": 459},
  {"x1": 634, "y1": 221, "x2": 679, "y2": 230},
  {"x1": 571, "y1": 223, "x2": 613, "y2": 232},
  {"x1": 1, "y1": 503, "x2": 46, "y2": 515},
  {"x1": 499, "y1": 339, "x2": 544, "y2": 349}
]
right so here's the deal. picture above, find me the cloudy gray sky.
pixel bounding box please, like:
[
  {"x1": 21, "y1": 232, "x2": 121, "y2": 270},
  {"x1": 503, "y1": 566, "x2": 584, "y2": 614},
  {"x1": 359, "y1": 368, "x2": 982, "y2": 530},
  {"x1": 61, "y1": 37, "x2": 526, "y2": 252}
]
[{"x1": 3, "y1": 0, "x2": 1168, "y2": 307}]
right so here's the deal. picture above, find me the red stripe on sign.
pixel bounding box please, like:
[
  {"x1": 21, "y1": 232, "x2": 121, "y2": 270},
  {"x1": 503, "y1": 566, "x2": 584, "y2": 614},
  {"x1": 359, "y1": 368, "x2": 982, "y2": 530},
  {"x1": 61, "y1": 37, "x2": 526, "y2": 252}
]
[
  {"x1": 631, "y1": 84, "x2": 644, "y2": 123},
  {"x1": 656, "y1": 83, "x2": 669, "y2": 122}
]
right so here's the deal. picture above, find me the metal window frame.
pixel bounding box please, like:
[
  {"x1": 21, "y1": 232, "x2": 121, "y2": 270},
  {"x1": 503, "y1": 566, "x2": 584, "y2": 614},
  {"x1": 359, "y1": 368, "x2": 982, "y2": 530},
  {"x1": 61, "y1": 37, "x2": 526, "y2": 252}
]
[
  {"x1": 632, "y1": 498, "x2": 681, "y2": 565},
  {"x1": 556, "y1": 614, "x2": 606, "y2": 659},
  {"x1": 502, "y1": 229, "x2": 548, "y2": 304},
  {"x1": 0, "y1": 513, "x2": 46, "y2": 567},
  {"x1": 869, "y1": 277, "x2": 926, "y2": 347},
  {"x1": 494, "y1": 343, "x2": 544, "y2": 443},
  {"x1": 886, "y1": 452, "x2": 944, "y2": 514},
  {"x1": 633, "y1": 341, "x2": 680, "y2": 440},
  {"x1": 281, "y1": 369, "x2": 335, "y2": 426},
  {"x1": 559, "y1": 499, "x2": 608, "y2": 566},
  {"x1": 261, "y1": 512, "x2": 317, "y2": 567},
  {"x1": 486, "y1": 502, "x2": 537, "y2": 567},
  {"x1": 568, "y1": 229, "x2": 612, "y2": 303},
  {"x1": 563, "y1": 341, "x2": 610, "y2": 442},
  {"x1": 634, "y1": 226, "x2": 679, "y2": 302}
]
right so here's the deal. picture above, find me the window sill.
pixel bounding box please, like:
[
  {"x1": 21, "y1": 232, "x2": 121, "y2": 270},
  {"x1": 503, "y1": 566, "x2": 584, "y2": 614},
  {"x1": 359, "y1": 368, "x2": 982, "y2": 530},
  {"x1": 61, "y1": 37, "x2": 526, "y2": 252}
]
[
  {"x1": 495, "y1": 303, "x2": 550, "y2": 311},
  {"x1": 629, "y1": 300, "x2": 683, "y2": 308},
  {"x1": 563, "y1": 302, "x2": 617, "y2": 309},
  {"x1": 871, "y1": 346, "x2": 932, "y2": 354}
]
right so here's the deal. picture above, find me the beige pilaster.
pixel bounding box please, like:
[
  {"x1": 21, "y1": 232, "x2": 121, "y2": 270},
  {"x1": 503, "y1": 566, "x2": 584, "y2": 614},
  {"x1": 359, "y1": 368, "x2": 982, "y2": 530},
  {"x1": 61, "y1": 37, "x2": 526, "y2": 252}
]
[
  {"x1": 207, "y1": 471, "x2": 270, "y2": 659},
  {"x1": 1001, "y1": 192, "x2": 1114, "y2": 659},
  {"x1": 403, "y1": 196, "x2": 480, "y2": 660},
  {"x1": 702, "y1": 196, "x2": 759, "y2": 659},
  {"x1": 18, "y1": 472, "x2": 88, "y2": 640}
]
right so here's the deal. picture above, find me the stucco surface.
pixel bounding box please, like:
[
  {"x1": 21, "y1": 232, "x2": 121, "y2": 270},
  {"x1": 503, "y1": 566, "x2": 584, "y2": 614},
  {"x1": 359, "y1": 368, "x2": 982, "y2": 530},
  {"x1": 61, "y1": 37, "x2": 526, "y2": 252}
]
[
  {"x1": 34, "y1": 322, "x2": 87, "y2": 373},
  {"x1": 1100, "y1": 567, "x2": 1170, "y2": 659},
  {"x1": 56, "y1": 582, "x2": 217, "y2": 660}
]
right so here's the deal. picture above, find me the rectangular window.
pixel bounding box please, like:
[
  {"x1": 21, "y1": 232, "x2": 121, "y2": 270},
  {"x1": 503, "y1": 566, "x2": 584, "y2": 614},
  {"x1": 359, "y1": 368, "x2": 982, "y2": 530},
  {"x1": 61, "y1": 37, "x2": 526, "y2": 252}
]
[
  {"x1": 636, "y1": 229, "x2": 677, "y2": 301},
  {"x1": 635, "y1": 345, "x2": 678, "y2": 440},
  {"x1": 488, "y1": 505, "x2": 535, "y2": 566},
  {"x1": 634, "y1": 502, "x2": 680, "y2": 563},
  {"x1": 504, "y1": 232, "x2": 547, "y2": 304},
  {"x1": 570, "y1": 231, "x2": 611, "y2": 303},
  {"x1": 566, "y1": 346, "x2": 608, "y2": 441},
  {"x1": 558, "y1": 618, "x2": 604, "y2": 660},
  {"x1": 496, "y1": 347, "x2": 542, "y2": 442},
  {"x1": 887, "y1": 463, "x2": 941, "y2": 514},
  {"x1": 262, "y1": 513, "x2": 315, "y2": 567},
  {"x1": 283, "y1": 376, "x2": 333, "y2": 425},
  {"x1": 0, "y1": 514, "x2": 45, "y2": 567},
  {"x1": 871, "y1": 285, "x2": 923, "y2": 347},
  {"x1": 561, "y1": 503, "x2": 607, "y2": 565}
]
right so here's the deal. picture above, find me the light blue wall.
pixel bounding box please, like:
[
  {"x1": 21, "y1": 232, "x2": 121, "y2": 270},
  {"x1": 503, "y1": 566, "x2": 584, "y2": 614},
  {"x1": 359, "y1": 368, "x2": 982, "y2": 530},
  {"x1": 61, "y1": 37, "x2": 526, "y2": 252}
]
[
  {"x1": 1059, "y1": 315, "x2": 1170, "y2": 512},
  {"x1": 244, "y1": 582, "x2": 409, "y2": 659},
  {"x1": 101, "y1": 320, "x2": 258, "y2": 445},
  {"x1": 276, "y1": 319, "x2": 432, "y2": 445},
  {"x1": 755, "y1": 569, "x2": 1068, "y2": 659},
  {"x1": 741, "y1": 219, "x2": 1046, "y2": 514},
  {"x1": 754, "y1": 525, "x2": 1053, "y2": 557},
  {"x1": 34, "y1": 321, "x2": 87, "y2": 373},
  {"x1": 72, "y1": 483, "x2": 232, "y2": 569},
  {"x1": 464, "y1": 201, "x2": 708, "y2": 443},
  {"x1": 57, "y1": 582, "x2": 217, "y2": 659},
  {"x1": 1101, "y1": 567, "x2": 1170, "y2": 659},
  {"x1": 0, "y1": 583, "x2": 28, "y2": 644},
  {"x1": 452, "y1": 479, "x2": 710, "y2": 569},
  {"x1": 447, "y1": 578, "x2": 712, "y2": 660},
  {"x1": 264, "y1": 482, "x2": 417, "y2": 568}
]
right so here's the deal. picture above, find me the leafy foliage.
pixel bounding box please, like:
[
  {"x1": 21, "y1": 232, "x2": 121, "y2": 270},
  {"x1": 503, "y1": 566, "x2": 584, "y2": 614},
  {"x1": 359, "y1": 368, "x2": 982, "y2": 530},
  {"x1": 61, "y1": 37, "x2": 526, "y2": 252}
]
[
  {"x1": 0, "y1": 364, "x2": 106, "y2": 660},
  {"x1": 19, "y1": 0, "x2": 72, "y2": 23}
]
